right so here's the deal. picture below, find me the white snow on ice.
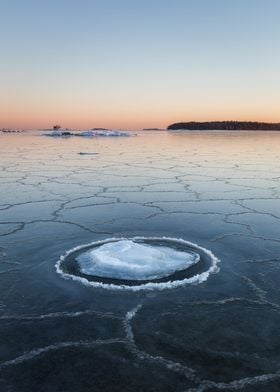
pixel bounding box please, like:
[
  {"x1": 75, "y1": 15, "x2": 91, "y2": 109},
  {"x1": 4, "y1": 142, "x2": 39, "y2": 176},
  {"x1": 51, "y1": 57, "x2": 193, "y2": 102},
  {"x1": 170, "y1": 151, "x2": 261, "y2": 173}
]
[
  {"x1": 56, "y1": 237, "x2": 220, "y2": 291},
  {"x1": 76, "y1": 240, "x2": 200, "y2": 281}
]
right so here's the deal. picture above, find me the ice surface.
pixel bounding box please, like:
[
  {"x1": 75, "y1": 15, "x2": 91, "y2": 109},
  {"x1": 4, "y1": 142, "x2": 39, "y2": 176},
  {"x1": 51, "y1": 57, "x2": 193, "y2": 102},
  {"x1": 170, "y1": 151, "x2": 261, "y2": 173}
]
[{"x1": 76, "y1": 240, "x2": 200, "y2": 281}]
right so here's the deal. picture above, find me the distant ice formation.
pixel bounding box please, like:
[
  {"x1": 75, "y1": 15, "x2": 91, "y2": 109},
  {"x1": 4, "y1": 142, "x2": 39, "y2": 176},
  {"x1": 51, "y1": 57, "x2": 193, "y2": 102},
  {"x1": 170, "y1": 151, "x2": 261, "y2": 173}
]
[
  {"x1": 45, "y1": 129, "x2": 134, "y2": 137},
  {"x1": 56, "y1": 237, "x2": 220, "y2": 291},
  {"x1": 76, "y1": 240, "x2": 200, "y2": 281},
  {"x1": 85, "y1": 130, "x2": 133, "y2": 137},
  {"x1": 77, "y1": 131, "x2": 95, "y2": 137},
  {"x1": 45, "y1": 130, "x2": 73, "y2": 137},
  {"x1": 0, "y1": 129, "x2": 25, "y2": 133}
]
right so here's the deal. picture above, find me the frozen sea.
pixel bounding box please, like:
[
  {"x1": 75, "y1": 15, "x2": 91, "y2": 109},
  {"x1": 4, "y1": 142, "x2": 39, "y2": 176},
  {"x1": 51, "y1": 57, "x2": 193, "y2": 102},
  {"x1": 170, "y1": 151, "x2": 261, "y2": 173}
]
[{"x1": 0, "y1": 130, "x2": 280, "y2": 391}]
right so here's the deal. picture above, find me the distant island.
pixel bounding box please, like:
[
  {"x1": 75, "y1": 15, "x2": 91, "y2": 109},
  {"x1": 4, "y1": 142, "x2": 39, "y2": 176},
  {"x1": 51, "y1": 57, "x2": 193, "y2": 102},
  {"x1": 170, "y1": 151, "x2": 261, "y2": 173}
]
[{"x1": 167, "y1": 121, "x2": 280, "y2": 131}]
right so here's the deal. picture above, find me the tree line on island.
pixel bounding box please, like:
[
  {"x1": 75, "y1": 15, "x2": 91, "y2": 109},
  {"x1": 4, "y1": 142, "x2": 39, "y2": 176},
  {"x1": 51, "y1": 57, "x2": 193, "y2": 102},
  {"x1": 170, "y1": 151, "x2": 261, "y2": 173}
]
[{"x1": 167, "y1": 121, "x2": 280, "y2": 131}]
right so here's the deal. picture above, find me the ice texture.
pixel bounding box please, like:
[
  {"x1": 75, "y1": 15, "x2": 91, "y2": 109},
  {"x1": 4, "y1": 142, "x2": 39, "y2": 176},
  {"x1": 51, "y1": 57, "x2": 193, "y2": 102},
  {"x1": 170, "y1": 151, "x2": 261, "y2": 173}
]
[
  {"x1": 45, "y1": 130, "x2": 133, "y2": 137},
  {"x1": 89, "y1": 130, "x2": 132, "y2": 137},
  {"x1": 76, "y1": 240, "x2": 200, "y2": 281}
]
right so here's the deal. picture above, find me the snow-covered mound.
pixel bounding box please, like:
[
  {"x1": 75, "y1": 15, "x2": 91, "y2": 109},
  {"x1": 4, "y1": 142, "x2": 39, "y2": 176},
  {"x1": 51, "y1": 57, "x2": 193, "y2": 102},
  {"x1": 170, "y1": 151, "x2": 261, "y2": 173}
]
[{"x1": 76, "y1": 240, "x2": 200, "y2": 281}]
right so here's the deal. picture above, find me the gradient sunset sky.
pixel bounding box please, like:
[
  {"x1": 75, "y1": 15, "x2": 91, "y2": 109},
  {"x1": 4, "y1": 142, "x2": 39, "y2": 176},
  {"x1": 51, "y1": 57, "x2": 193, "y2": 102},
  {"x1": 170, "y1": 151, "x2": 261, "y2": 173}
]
[{"x1": 1, "y1": 0, "x2": 280, "y2": 129}]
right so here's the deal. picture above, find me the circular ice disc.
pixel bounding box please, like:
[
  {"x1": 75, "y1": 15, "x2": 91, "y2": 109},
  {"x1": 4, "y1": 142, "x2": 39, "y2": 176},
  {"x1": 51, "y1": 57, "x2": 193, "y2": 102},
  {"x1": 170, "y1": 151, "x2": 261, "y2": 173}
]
[
  {"x1": 76, "y1": 240, "x2": 200, "y2": 281},
  {"x1": 56, "y1": 237, "x2": 220, "y2": 291}
]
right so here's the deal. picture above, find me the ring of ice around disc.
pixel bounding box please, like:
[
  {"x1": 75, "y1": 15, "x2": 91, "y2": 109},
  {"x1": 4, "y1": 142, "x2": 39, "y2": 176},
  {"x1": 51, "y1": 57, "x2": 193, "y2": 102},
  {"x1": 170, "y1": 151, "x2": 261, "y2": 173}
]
[{"x1": 56, "y1": 237, "x2": 220, "y2": 291}]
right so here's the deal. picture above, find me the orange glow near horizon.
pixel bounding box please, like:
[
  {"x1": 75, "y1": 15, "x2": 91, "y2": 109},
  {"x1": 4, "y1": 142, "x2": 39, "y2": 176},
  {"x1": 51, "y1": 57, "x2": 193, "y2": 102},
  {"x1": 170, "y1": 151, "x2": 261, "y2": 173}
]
[{"x1": 2, "y1": 96, "x2": 280, "y2": 130}]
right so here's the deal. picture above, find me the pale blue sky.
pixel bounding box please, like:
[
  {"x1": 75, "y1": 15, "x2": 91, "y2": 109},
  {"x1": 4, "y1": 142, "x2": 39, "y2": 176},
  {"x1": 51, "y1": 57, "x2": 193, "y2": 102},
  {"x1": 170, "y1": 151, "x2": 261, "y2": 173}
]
[{"x1": 1, "y1": 0, "x2": 280, "y2": 128}]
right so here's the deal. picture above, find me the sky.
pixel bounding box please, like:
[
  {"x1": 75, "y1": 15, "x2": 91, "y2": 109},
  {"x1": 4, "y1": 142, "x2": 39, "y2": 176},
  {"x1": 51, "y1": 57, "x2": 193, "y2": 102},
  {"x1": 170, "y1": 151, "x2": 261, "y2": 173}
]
[{"x1": 1, "y1": 0, "x2": 280, "y2": 129}]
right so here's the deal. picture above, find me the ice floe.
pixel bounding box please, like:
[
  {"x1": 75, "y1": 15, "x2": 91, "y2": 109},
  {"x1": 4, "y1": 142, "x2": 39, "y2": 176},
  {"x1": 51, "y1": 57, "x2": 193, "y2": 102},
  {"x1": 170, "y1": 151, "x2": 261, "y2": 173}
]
[
  {"x1": 76, "y1": 240, "x2": 200, "y2": 281},
  {"x1": 56, "y1": 237, "x2": 220, "y2": 291}
]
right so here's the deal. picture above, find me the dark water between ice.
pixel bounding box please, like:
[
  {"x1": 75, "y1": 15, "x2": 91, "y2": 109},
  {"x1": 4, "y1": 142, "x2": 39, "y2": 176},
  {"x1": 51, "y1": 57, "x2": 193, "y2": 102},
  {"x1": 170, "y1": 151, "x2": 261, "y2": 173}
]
[{"x1": 1, "y1": 130, "x2": 280, "y2": 391}]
